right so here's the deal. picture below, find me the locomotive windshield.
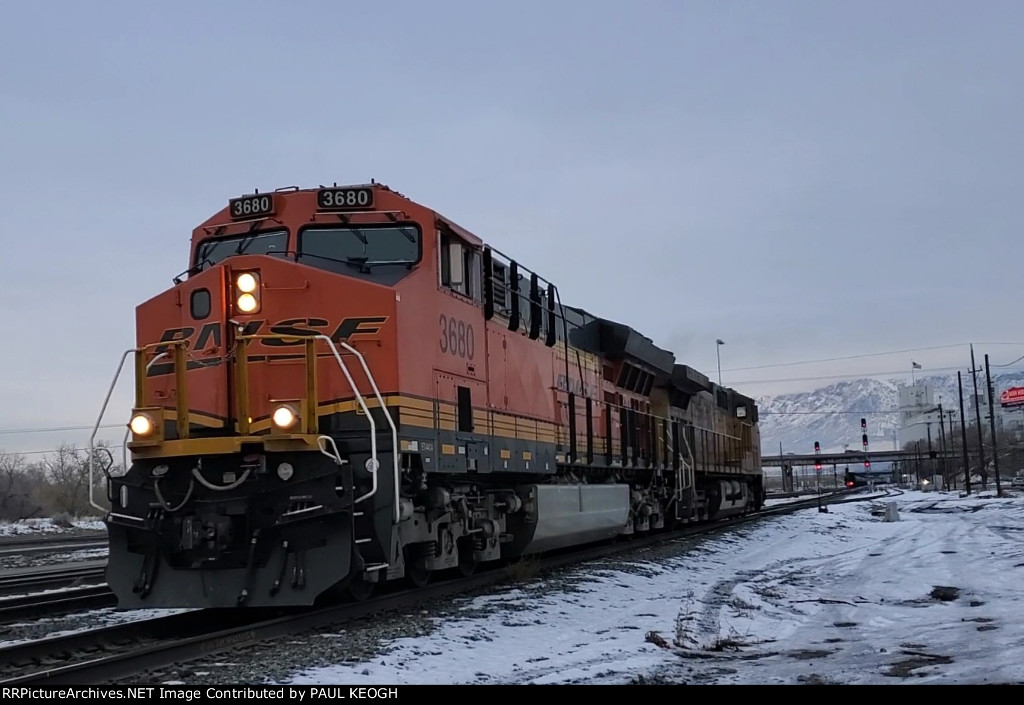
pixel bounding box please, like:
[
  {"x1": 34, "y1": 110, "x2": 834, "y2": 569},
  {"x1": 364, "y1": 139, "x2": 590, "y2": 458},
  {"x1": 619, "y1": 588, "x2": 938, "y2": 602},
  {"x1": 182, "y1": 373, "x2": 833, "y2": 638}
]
[
  {"x1": 194, "y1": 230, "x2": 288, "y2": 270},
  {"x1": 298, "y1": 225, "x2": 420, "y2": 272}
]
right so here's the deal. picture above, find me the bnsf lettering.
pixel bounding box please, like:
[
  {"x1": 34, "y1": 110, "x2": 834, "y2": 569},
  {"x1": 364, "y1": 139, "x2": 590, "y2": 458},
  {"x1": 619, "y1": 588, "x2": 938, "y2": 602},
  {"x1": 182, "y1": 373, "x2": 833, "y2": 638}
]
[
  {"x1": 147, "y1": 316, "x2": 388, "y2": 373},
  {"x1": 438, "y1": 314, "x2": 474, "y2": 360},
  {"x1": 144, "y1": 313, "x2": 389, "y2": 375}
]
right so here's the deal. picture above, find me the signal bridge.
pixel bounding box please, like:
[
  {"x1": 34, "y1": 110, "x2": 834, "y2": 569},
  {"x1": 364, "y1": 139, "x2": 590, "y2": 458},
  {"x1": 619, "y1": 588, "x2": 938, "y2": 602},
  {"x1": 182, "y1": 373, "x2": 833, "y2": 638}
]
[{"x1": 761, "y1": 448, "x2": 963, "y2": 468}]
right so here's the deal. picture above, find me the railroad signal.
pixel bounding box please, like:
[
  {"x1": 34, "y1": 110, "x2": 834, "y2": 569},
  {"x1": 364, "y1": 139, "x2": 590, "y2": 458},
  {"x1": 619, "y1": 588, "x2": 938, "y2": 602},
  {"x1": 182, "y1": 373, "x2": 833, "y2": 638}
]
[
  {"x1": 814, "y1": 441, "x2": 820, "y2": 453},
  {"x1": 861, "y1": 417, "x2": 867, "y2": 431},
  {"x1": 864, "y1": 459, "x2": 870, "y2": 469},
  {"x1": 814, "y1": 441, "x2": 821, "y2": 472},
  {"x1": 862, "y1": 433, "x2": 868, "y2": 448}
]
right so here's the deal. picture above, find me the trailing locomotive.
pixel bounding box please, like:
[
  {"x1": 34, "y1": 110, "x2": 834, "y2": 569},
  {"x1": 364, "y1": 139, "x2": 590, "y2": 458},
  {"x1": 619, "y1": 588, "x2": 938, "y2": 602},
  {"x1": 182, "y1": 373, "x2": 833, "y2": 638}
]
[{"x1": 90, "y1": 182, "x2": 764, "y2": 609}]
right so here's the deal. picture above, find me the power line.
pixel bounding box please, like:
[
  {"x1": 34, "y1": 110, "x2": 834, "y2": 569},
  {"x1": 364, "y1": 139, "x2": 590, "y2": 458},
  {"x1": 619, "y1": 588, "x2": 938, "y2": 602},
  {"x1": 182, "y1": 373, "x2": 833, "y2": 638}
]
[
  {"x1": 0, "y1": 424, "x2": 123, "y2": 437},
  {"x1": 722, "y1": 344, "x2": 970, "y2": 372},
  {"x1": 723, "y1": 342, "x2": 1024, "y2": 373},
  {"x1": 3, "y1": 444, "x2": 126, "y2": 457},
  {"x1": 762, "y1": 410, "x2": 900, "y2": 415},
  {"x1": 734, "y1": 365, "x2": 1024, "y2": 387}
]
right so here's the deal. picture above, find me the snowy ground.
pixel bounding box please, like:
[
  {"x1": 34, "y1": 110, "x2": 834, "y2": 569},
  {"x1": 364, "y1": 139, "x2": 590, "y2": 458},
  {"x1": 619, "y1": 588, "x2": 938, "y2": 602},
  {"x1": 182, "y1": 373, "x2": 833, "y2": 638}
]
[
  {"x1": 0, "y1": 517, "x2": 106, "y2": 536},
  {"x1": 283, "y1": 489, "x2": 1024, "y2": 685}
]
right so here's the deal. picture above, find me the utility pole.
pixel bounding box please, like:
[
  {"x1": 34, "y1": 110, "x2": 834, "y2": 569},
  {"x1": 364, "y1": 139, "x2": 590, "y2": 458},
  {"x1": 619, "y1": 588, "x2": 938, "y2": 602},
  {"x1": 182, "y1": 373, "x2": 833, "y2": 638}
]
[
  {"x1": 971, "y1": 345, "x2": 987, "y2": 488},
  {"x1": 985, "y1": 354, "x2": 1002, "y2": 496},
  {"x1": 926, "y1": 422, "x2": 934, "y2": 482},
  {"x1": 958, "y1": 371, "x2": 971, "y2": 495},
  {"x1": 937, "y1": 403, "x2": 947, "y2": 489},
  {"x1": 944, "y1": 410, "x2": 957, "y2": 490}
]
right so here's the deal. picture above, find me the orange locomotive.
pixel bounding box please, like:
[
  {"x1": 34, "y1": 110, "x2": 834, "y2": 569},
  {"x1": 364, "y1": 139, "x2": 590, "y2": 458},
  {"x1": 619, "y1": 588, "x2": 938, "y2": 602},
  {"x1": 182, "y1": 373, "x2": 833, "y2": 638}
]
[{"x1": 91, "y1": 182, "x2": 763, "y2": 608}]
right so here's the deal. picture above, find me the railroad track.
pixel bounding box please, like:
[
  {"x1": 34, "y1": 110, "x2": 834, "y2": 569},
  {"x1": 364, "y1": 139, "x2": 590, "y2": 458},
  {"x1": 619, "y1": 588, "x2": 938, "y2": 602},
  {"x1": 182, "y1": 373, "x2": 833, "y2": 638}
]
[
  {"x1": 0, "y1": 561, "x2": 107, "y2": 598},
  {"x1": 0, "y1": 533, "x2": 107, "y2": 558},
  {"x1": 1, "y1": 487, "x2": 875, "y2": 685},
  {"x1": 0, "y1": 584, "x2": 115, "y2": 624}
]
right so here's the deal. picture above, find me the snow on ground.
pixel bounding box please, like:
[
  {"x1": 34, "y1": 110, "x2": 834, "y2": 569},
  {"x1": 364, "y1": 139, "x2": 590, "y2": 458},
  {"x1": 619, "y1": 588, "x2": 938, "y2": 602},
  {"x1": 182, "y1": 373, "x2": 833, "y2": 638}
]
[
  {"x1": 0, "y1": 517, "x2": 106, "y2": 536},
  {"x1": 285, "y1": 490, "x2": 1024, "y2": 685}
]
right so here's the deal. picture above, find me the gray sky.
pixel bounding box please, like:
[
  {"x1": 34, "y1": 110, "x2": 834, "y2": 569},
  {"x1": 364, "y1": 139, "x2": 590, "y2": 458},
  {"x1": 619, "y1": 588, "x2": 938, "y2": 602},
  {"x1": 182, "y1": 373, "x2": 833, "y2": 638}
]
[{"x1": 2, "y1": 1, "x2": 1023, "y2": 455}]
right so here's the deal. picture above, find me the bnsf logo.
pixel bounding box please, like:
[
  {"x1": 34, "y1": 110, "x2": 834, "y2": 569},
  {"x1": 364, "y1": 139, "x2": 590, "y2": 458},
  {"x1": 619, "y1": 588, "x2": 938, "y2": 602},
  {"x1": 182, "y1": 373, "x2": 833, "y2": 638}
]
[{"x1": 148, "y1": 316, "x2": 387, "y2": 374}]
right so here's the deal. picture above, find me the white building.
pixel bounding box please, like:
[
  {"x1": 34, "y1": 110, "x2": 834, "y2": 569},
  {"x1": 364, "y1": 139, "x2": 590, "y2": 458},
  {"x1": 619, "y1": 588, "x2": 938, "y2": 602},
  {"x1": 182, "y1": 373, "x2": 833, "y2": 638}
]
[{"x1": 897, "y1": 382, "x2": 941, "y2": 447}]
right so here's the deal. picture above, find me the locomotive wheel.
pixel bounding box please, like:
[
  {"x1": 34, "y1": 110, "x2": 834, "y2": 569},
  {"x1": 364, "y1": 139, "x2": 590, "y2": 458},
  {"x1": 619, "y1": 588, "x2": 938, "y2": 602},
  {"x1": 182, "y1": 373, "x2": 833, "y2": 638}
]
[
  {"x1": 344, "y1": 574, "x2": 375, "y2": 602},
  {"x1": 405, "y1": 552, "x2": 432, "y2": 588}
]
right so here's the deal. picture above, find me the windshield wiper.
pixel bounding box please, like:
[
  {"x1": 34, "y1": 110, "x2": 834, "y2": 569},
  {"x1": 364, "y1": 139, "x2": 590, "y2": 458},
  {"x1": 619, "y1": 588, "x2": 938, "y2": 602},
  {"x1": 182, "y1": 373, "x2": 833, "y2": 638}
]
[{"x1": 343, "y1": 256, "x2": 416, "y2": 272}]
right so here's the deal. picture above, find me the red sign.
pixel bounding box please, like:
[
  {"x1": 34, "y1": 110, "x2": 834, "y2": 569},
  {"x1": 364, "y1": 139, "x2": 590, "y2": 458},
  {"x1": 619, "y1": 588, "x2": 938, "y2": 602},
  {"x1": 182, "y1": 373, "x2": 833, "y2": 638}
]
[{"x1": 1000, "y1": 387, "x2": 1024, "y2": 407}]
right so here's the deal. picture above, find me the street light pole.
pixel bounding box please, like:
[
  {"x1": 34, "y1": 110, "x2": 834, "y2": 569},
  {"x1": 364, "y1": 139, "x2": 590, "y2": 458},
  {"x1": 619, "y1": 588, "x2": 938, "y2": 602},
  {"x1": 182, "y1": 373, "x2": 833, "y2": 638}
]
[{"x1": 716, "y1": 339, "x2": 724, "y2": 386}]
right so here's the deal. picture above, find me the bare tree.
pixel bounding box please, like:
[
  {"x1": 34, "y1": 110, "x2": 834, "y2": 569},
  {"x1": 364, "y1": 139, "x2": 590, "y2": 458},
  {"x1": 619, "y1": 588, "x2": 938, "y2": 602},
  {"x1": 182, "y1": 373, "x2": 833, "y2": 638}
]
[
  {"x1": 0, "y1": 450, "x2": 42, "y2": 521},
  {"x1": 35, "y1": 444, "x2": 91, "y2": 516}
]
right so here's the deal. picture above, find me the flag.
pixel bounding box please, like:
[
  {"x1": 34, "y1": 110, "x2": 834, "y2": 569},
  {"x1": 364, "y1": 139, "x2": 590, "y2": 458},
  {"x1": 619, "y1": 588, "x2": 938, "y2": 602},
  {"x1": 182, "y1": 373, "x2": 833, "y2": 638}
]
[
  {"x1": 716, "y1": 339, "x2": 724, "y2": 345},
  {"x1": 912, "y1": 361, "x2": 922, "y2": 369}
]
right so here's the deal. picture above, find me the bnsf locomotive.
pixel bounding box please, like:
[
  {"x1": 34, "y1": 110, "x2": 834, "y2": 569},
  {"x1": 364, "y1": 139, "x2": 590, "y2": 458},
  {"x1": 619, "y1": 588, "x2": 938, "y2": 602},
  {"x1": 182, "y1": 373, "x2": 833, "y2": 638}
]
[{"x1": 91, "y1": 182, "x2": 764, "y2": 608}]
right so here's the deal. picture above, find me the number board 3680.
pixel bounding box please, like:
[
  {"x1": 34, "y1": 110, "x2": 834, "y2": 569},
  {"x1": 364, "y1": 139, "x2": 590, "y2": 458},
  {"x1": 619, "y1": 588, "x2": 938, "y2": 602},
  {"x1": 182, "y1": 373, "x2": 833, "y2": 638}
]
[
  {"x1": 229, "y1": 194, "x2": 274, "y2": 219},
  {"x1": 317, "y1": 188, "x2": 374, "y2": 210}
]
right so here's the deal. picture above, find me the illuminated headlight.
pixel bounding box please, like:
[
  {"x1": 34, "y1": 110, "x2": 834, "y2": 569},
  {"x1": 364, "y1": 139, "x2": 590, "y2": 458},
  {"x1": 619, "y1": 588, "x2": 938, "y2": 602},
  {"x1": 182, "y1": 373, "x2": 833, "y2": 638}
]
[
  {"x1": 237, "y1": 293, "x2": 259, "y2": 313},
  {"x1": 272, "y1": 404, "x2": 298, "y2": 429},
  {"x1": 129, "y1": 413, "x2": 155, "y2": 436},
  {"x1": 277, "y1": 462, "x2": 294, "y2": 481},
  {"x1": 236, "y1": 272, "x2": 258, "y2": 293}
]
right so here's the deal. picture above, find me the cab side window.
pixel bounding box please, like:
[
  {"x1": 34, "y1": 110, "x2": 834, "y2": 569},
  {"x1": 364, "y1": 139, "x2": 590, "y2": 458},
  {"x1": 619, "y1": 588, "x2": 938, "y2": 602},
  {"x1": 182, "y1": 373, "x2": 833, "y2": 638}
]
[{"x1": 440, "y1": 229, "x2": 481, "y2": 301}]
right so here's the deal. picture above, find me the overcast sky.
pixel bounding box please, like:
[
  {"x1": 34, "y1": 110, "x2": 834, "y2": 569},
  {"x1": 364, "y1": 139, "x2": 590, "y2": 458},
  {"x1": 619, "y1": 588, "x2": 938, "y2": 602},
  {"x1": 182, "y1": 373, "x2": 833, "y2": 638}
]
[{"x1": 2, "y1": 1, "x2": 1023, "y2": 455}]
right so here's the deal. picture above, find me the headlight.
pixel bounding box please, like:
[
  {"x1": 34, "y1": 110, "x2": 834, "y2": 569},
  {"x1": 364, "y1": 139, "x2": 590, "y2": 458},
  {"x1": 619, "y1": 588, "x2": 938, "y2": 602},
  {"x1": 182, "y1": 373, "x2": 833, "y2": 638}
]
[
  {"x1": 130, "y1": 413, "x2": 155, "y2": 436},
  {"x1": 236, "y1": 272, "x2": 258, "y2": 293},
  {"x1": 277, "y1": 462, "x2": 294, "y2": 481},
  {"x1": 234, "y1": 271, "x2": 261, "y2": 313},
  {"x1": 237, "y1": 293, "x2": 258, "y2": 313},
  {"x1": 272, "y1": 404, "x2": 298, "y2": 429}
]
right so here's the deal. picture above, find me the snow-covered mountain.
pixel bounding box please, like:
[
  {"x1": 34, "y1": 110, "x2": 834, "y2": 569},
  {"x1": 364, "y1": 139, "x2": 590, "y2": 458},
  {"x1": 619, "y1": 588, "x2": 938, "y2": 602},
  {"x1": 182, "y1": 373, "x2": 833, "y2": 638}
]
[{"x1": 756, "y1": 371, "x2": 1024, "y2": 454}]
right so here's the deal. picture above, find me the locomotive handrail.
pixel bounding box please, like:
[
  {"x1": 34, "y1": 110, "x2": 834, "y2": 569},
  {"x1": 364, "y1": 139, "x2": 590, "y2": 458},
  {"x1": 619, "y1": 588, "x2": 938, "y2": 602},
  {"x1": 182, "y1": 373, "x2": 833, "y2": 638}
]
[
  {"x1": 337, "y1": 339, "x2": 400, "y2": 523},
  {"x1": 88, "y1": 349, "x2": 135, "y2": 512},
  {"x1": 315, "y1": 336, "x2": 400, "y2": 523},
  {"x1": 91, "y1": 345, "x2": 184, "y2": 513}
]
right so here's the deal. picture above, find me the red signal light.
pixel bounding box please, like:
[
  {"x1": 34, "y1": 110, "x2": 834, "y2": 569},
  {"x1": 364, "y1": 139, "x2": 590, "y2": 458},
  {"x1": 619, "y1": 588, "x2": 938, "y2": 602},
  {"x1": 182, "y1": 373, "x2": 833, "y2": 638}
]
[
  {"x1": 846, "y1": 481, "x2": 854, "y2": 487},
  {"x1": 864, "y1": 460, "x2": 870, "y2": 468}
]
